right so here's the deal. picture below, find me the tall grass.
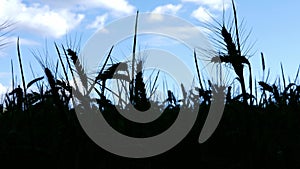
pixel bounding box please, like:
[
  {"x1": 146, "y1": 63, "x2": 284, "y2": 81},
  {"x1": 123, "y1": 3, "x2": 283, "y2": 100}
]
[{"x1": 0, "y1": 2, "x2": 299, "y2": 169}]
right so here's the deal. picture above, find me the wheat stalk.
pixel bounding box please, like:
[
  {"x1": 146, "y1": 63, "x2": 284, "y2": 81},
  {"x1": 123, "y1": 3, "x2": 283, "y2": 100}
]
[
  {"x1": 281, "y1": 62, "x2": 286, "y2": 90},
  {"x1": 294, "y1": 64, "x2": 300, "y2": 83},
  {"x1": 62, "y1": 45, "x2": 79, "y2": 90},
  {"x1": 130, "y1": 11, "x2": 139, "y2": 103},
  {"x1": 67, "y1": 48, "x2": 88, "y2": 92},
  {"x1": 194, "y1": 50, "x2": 204, "y2": 90},
  {"x1": 17, "y1": 38, "x2": 27, "y2": 107},
  {"x1": 55, "y1": 42, "x2": 69, "y2": 86},
  {"x1": 86, "y1": 46, "x2": 114, "y2": 95}
]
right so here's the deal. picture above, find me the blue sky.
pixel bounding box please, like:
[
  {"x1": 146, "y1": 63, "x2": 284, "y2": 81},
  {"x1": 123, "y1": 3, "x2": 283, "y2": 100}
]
[{"x1": 0, "y1": 0, "x2": 299, "y2": 96}]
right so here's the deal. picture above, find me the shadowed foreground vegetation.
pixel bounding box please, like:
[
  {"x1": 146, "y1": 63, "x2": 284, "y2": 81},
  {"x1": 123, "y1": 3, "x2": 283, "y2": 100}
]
[{"x1": 1, "y1": 2, "x2": 300, "y2": 169}]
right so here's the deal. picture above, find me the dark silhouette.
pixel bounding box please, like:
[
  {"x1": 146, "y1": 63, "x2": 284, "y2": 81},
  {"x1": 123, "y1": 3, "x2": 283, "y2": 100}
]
[{"x1": 0, "y1": 3, "x2": 300, "y2": 169}]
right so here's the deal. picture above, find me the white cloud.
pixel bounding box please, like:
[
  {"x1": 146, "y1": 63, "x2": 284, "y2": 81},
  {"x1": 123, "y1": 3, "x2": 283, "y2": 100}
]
[
  {"x1": 0, "y1": 0, "x2": 137, "y2": 38},
  {"x1": 0, "y1": 0, "x2": 85, "y2": 38},
  {"x1": 0, "y1": 83, "x2": 8, "y2": 96},
  {"x1": 6, "y1": 36, "x2": 40, "y2": 46},
  {"x1": 150, "y1": 4, "x2": 182, "y2": 21},
  {"x1": 152, "y1": 4, "x2": 182, "y2": 15},
  {"x1": 182, "y1": 0, "x2": 231, "y2": 11},
  {"x1": 192, "y1": 7, "x2": 214, "y2": 23},
  {"x1": 139, "y1": 36, "x2": 180, "y2": 47},
  {"x1": 26, "y1": 0, "x2": 135, "y2": 15},
  {"x1": 90, "y1": 0, "x2": 135, "y2": 15},
  {"x1": 87, "y1": 14, "x2": 108, "y2": 29},
  {"x1": 0, "y1": 36, "x2": 39, "y2": 58}
]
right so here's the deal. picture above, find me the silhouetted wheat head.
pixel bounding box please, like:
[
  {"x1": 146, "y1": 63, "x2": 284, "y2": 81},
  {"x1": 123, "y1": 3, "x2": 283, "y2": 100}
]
[{"x1": 197, "y1": 0, "x2": 254, "y2": 106}]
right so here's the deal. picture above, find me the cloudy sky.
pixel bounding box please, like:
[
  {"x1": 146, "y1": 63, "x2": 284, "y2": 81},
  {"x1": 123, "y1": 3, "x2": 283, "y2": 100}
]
[{"x1": 0, "y1": 0, "x2": 299, "y2": 96}]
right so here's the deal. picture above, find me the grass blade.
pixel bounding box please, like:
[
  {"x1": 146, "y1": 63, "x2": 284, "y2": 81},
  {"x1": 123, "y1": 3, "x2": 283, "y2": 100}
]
[
  {"x1": 281, "y1": 62, "x2": 286, "y2": 89},
  {"x1": 55, "y1": 42, "x2": 69, "y2": 86},
  {"x1": 131, "y1": 11, "x2": 139, "y2": 80},
  {"x1": 194, "y1": 50, "x2": 204, "y2": 90},
  {"x1": 87, "y1": 46, "x2": 114, "y2": 95},
  {"x1": 231, "y1": 0, "x2": 241, "y2": 55},
  {"x1": 261, "y1": 52, "x2": 265, "y2": 72},
  {"x1": 11, "y1": 60, "x2": 14, "y2": 91},
  {"x1": 150, "y1": 70, "x2": 160, "y2": 96},
  {"x1": 99, "y1": 46, "x2": 114, "y2": 77},
  {"x1": 294, "y1": 64, "x2": 300, "y2": 83},
  {"x1": 27, "y1": 76, "x2": 44, "y2": 89},
  {"x1": 130, "y1": 11, "x2": 139, "y2": 102},
  {"x1": 17, "y1": 37, "x2": 26, "y2": 96}
]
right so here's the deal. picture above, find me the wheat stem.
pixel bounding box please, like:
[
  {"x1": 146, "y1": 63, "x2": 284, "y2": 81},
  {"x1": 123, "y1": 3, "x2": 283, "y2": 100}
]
[
  {"x1": 194, "y1": 50, "x2": 204, "y2": 90},
  {"x1": 55, "y1": 42, "x2": 69, "y2": 86}
]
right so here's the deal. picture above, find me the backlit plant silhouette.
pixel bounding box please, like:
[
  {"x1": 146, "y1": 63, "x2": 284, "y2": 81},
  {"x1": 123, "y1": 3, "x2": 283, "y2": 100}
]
[{"x1": 0, "y1": 2, "x2": 300, "y2": 169}]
